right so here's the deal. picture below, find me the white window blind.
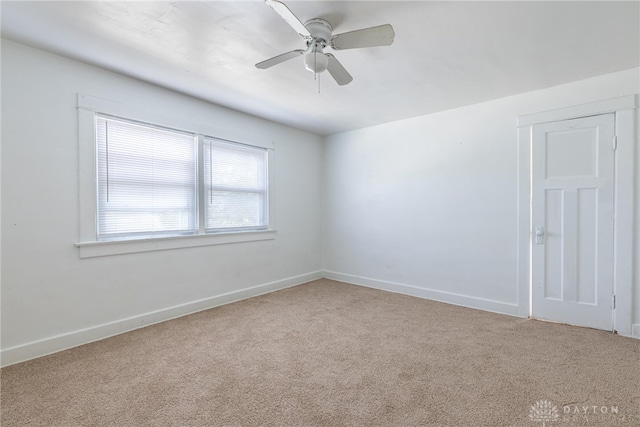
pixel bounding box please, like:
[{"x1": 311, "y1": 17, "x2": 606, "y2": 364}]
[
  {"x1": 96, "y1": 115, "x2": 198, "y2": 240},
  {"x1": 203, "y1": 138, "x2": 268, "y2": 231}
]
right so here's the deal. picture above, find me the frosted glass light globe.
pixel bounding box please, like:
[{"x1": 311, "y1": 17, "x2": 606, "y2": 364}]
[{"x1": 304, "y1": 51, "x2": 328, "y2": 73}]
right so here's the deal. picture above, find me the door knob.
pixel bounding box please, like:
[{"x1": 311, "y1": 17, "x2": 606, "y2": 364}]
[{"x1": 535, "y1": 226, "x2": 545, "y2": 245}]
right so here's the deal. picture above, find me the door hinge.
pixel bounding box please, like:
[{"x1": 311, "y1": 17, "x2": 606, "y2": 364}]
[
  {"x1": 612, "y1": 135, "x2": 618, "y2": 151},
  {"x1": 612, "y1": 294, "x2": 616, "y2": 309}
]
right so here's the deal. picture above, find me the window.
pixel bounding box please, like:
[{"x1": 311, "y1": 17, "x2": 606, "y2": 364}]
[
  {"x1": 204, "y1": 138, "x2": 268, "y2": 231},
  {"x1": 96, "y1": 116, "x2": 198, "y2": 240},
  {"x1": 95, "y1": 115, "x2": 269, "y2": 241},
  {"x1": 76, "y1": 94, "x2": 275, "y2": 257}
]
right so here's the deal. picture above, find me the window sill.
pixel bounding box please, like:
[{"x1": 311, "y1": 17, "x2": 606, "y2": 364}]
[{"x1": 76, "y1": 229, "x2": 277, "y2": 258}]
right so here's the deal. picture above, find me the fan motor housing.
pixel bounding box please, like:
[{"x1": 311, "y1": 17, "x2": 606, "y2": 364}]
[{"x1": 304, "y1": 18, "x2": 332, "y2": 45}]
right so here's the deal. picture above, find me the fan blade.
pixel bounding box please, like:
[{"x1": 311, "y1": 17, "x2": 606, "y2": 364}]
[
  {"x1": 265, "y1": 0, "x2": 311, "y2": 38},
  {"x1": 326, "y1": 54, "x2": 353, "y2": 86},
  {"x1": 330, "y1": 24, "x2": 395, "y2": 50},
  {"x1": 256, "y1": 50, "x2": 305, "y2": 69}
]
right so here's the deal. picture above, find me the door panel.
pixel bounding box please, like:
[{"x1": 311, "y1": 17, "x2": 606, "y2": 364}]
[
  {"x1": 545, "y1": 128, "x2": 598, "y2": 178},
  {"x1": 532, "y1": 114, "x2": 615, "y2": 331},
  {"x1": 576, "y1": 188, "x2": 597, "y2": 304},
  {"x1": 543, "y1": 189, "x2": 562, "y2": 300}
]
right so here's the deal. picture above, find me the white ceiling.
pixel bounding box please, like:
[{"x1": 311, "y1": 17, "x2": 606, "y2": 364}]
[{"x1": 2, "y1": 1, "x2": 639, "y2": 135}]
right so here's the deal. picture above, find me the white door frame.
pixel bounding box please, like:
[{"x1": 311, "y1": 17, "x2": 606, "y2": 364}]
[{"x1": 516, "y1": 94, "x2": 638, "y2": 337}]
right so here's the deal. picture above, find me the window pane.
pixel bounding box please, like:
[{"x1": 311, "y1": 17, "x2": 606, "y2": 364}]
[
  {"x1": 212, "y1": 145, "x2": 265, "y2": 189},
  {"x1": 207, "y1": 191, "x2": 265, "y2": 229},
  {"x1": 96, "y1": 116, "x2": 197, "y2": 239},
  {"x1": 204, "y1": 139, "x2": 268, "y2": 231}
]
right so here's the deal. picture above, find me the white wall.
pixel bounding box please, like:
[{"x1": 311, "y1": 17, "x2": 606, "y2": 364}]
[
  {"x1": 1, "y1": 40, "x2": 324, "y2": 365},
  {"x1": 324, "y1": 68, "x2": 639, "y2": 327},
  {"x1": 2, "y1": 40, "x2": 638, "y2": 367}
]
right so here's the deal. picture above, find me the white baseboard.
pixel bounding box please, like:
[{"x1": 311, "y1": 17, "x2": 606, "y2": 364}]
[
  {"x1": 632, "y1": 324, "x2": 640, "y2": 339},
  {"x1": 323, "y1": 270, "x2": 520, "y2": 317},
  {"x1": 1, "y1": 271, "x2": 323, "y2": 367}
]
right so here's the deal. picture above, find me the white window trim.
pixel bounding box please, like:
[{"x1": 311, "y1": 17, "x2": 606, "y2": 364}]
[
  {"x1": 76, "y1": 94, "x2": 276, "y2": 258},
  {"x1": 76, "y1": 230, "x2": 277, "y2": 258}
]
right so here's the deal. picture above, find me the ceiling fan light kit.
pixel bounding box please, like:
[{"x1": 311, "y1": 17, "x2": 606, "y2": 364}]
[
  {"x1": 256, "y1": 0, "x2": 395, "y2": 86},
  {"x1": 302, "y1": 19, "x2": 331, "y2": 74},
  {"x1": 304, "y1": 47, "x2": 328, "y2": 74}
]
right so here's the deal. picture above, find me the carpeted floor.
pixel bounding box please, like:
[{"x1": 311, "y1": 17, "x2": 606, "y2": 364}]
[{"x1": 1, "y1": 279, "x2": 639, "y2": 426}]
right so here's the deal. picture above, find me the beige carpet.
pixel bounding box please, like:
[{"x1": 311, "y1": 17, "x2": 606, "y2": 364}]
[{"x1": 1, "y1": 279, "x2": 639, "y2": 426}]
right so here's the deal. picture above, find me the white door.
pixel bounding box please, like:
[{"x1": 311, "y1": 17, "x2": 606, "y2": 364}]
[{"x1": 532, "y1": 113, "x2": 615, "y2": 331}]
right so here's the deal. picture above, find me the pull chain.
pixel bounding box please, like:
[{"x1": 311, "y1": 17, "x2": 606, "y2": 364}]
[
  {"x1": 314, "y1": 51, "x2": 320, "y2": 93},
  {"x1": 310, "y1": 49, "x2": 321, "y2": 93}
]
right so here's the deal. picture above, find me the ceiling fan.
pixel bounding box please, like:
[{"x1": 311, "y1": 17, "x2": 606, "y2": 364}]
[{"x1": 256, "y1": 0, "x2": 395, "y2": 86}]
